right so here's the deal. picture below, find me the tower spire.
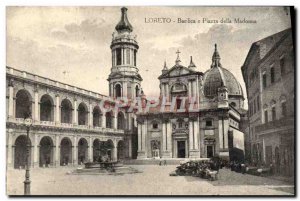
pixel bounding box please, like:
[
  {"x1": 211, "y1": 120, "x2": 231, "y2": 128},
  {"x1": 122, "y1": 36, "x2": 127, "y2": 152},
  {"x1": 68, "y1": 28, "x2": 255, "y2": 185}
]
[
  {"x1": 115, "y1": 7, "x2": 133, "y2": 33},
  {"x1": 188, "y1": 56, "x2": 196, "y2": 69},
  {"x1": 211, "y1": 43, "x2": 222, "y2": 68},
  {"x1": 162, "y1": 60, "x2": 168, "y2": 74},
  {"x1": 175, "y1": 49, "x2": 181, "y2": 65}
]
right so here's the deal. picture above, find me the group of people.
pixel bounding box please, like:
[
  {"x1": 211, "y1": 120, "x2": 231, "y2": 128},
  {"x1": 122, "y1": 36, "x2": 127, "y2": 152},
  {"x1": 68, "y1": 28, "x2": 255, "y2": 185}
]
[
  {"x1": 229, "y1": 161, "x2": 247, "y2": 174},
  {"x1": 173, "y1": 160, "x2": 222, "y2": 180}
]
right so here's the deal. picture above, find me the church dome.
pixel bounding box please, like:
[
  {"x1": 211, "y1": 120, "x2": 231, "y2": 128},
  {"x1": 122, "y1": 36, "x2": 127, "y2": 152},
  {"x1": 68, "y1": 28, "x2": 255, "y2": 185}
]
[{"x1": 203, "y1": 44, "x2": 244, "y2": 98}]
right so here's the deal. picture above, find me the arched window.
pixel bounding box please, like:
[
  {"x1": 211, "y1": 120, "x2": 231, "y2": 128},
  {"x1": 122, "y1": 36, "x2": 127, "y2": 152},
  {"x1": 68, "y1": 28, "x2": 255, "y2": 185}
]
[
  {"x1": 40, "y1": 94, "x2": 54, "y2": 121},
  {"x1": 93, "y1": 106, "x2": 102, "y2": 127},
  {"x1": 78, "y1": 103, "x2": 88, "y2": 125},
  {"x1": 117, "y1": 112, "x2": 125, "y2": 129},
  {"x1": 115, "y1": 84, "x2": 122, "y2": 98},
  {"x1": 15, "y1": 89, "x2": 32, "y2": 118},
  {"x1": 106, "y1": 112, "x2": 112, "y2": 128},
  {"x1": 61, "y1": 99, "x2": 72, "y2": 124}
]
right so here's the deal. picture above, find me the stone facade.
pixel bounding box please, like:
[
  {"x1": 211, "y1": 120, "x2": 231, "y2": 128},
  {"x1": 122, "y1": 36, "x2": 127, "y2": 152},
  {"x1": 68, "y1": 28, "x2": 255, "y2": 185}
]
[
  {"x1": 136, "y1": 46, "x2": 246, "y2": 160},
  {"x1": 241, "y1": 28, "x2": 294, "y2": 176}
]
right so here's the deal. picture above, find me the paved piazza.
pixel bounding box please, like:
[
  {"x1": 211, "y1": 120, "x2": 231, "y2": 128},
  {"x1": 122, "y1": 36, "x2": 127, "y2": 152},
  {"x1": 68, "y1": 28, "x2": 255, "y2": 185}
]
[{"x1": 7, "y1": 165, "x2": 294, "y2": 196}]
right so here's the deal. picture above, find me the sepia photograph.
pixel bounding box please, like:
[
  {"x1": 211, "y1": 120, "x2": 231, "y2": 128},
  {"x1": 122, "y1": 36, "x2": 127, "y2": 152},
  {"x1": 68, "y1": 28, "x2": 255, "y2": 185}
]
[{"x1": 5, "y1": 5, "x2": 295, "y2": 196}]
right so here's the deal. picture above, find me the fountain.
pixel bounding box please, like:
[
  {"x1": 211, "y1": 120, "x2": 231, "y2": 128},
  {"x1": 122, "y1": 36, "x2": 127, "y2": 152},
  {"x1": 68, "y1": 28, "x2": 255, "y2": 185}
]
[{"x1": 69, "y1": 151, "x2": 141, "y2": 175}]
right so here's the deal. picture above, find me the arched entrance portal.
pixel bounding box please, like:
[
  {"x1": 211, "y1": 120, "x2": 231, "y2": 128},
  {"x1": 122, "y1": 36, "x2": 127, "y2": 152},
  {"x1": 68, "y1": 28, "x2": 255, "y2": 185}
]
[
  {"x1": 93, "y1": 139, "x2": 101, "y2": 162},
  {"x1": 117, "y1": 140, "x2": 125, "y2": 161},
  {"x1": 14, "y1": 135, "x2": 32, "y2": 169},
  {"x1": 78, "y1": 138, "x2": 88, "y2": 164},
  {"x1": 60, "y1": 137, "x2": 72, "y2": 166},
  {"x1": 39, "y1": 136, "x2": 54, "y2": 167},
  {"x1": 105, "y1": 140, "x2": 115, "y2": 161}
]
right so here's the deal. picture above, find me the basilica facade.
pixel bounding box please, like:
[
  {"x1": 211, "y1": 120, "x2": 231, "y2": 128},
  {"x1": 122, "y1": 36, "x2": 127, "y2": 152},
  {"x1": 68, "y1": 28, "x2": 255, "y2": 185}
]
[{"x1": 136, "y1": 46, "x2": 247, "y2": 160}]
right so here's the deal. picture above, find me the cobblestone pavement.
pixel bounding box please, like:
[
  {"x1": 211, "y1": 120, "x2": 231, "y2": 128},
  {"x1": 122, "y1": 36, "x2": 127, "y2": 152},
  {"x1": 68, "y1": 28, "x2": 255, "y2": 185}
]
[{"x1": 6, "y1": 165, "x2": 294, "y2": 196}]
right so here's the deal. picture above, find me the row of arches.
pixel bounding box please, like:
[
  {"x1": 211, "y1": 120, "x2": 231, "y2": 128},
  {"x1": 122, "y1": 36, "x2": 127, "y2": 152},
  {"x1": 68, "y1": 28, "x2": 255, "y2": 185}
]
[
  {"x1": 14, "y1": 135, "x2": 125, "y2": 169},
  {"x1": 14, "y1": 89, "x2": 126, "y2": 129}
]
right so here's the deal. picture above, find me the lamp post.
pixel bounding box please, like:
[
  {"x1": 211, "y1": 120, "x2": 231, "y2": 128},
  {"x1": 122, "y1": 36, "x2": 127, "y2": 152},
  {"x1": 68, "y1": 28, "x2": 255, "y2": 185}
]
[{"x1": 24, "y1": 117, "x2": 33, "y2": 195}]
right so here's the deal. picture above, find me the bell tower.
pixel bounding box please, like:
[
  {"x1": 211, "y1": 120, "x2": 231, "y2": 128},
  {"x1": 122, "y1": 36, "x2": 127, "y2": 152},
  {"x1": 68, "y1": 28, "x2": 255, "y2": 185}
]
[{"x1": 108, "y1": 7, "x2": 142, "y2": 100}]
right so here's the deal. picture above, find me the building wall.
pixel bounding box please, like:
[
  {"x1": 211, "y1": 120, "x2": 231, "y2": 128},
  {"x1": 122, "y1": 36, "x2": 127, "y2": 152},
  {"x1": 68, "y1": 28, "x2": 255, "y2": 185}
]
[{"x1": 6, "y1": 67, "x2": 133, "y2": 168}]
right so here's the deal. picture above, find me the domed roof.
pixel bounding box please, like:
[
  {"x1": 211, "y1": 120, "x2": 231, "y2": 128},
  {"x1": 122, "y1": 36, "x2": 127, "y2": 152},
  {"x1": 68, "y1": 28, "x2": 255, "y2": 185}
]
[
  {"x1": 115, "y1": 7, "x2": 133, "y2": 33},
  {"x1": 203, "y1": 44, "x2": 244, "y2": 98}
]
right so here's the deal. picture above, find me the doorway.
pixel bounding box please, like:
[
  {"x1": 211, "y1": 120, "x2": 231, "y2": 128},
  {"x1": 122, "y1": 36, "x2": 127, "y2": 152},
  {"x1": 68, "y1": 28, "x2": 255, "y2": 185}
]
[
  {"x1": 177, "y1": 141, "x2": 186, "y2": 158},
  {"x1": 207, "y1": 145, "x2": 214, "y2": 158}
]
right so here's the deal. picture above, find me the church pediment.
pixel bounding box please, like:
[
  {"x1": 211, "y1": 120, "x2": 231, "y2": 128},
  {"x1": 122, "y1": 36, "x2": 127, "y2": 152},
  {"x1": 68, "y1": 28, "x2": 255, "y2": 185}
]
[{"x1": 159, "y1": 65, "x2": 200, "y2": 79}]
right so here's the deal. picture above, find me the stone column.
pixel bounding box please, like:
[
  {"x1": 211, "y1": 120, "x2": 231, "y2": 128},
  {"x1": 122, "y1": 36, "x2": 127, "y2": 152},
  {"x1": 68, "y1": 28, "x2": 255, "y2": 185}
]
[
  {"x1": 162, "y1": 122, "x2": 166, "y2": 151},
  {"x1": 161, "y1": 84, "x2": 165, "y2": 97},
  {"x1": 88, "y1": 137, "x2": 93, "y2": 162},
  {"x1": 73, "y1": 136, "x2": 77, "y2": 165},
  {"x1": 34, "y1": 90, "x2": 39, "y2": 122},
  {"x1": 123, "y1": 82, "x2": 128, "y2": 98},
  {"x1": 196, "y1": 77, "x2": 200, "y2": 106},
  {"x1": 33, "y1": 134, "x2": 39, "y2": 167},
  {"x1": 190, "y1": 119, "x2": 200, "y2": 158},
  {"x1": 142, "y1": 120, "x2": 147, "y2": 152},
  {"x1": 73, "y1": 99, "x2": 77, "y2": 125},
  {"x1": 188, "y1": 80, "x2": 192, "y2": 98},
  {"x1": 114, "y1": 50, "x2": 117, "y2": 67},
  {"x1": 165, "y1": 84, "x2": 169, "y2": 101},
  {"x1": 110, "y1": 83, "x2": 114, "y2": 97},
  {"x1": 192, "y1": 81, "x2": 197, "y2": 100},
  {"x1": 137, "y1": 122, "x2": 146, "y2": 159},
  {"x1": 6, "y1": 129, "x2": 13, "y2": 168},
  {"x1": 113, "y1": 113, "x2": 117, "y2": 129},
  {"x1": 55, "y1": 95, "x2": 60, "y2": 124},
  {"x1": 101, "y1": 113, "x2": 106, "y2": 128},
  {"x1": 166, "y1": 121, "x2": 172, "y2": 154},
  {"x1": 88, "y1": 103, "x2": 93, "y2": 127},
  {"x1": 55, "y1": 135, "x2": 60, "y2": 167},
  {"x1": 128, "y1": 137, "x2": 132, "y2": 158},
  {"x1": 188, "y1": 120, "x2": 198, "y2": 158},
  {"x1": 8, "y1": 81, "x2": 14, "y2": 120},
  {"x1": 113, "y1": 139, "x2": 118, "y2": 161},
  {"x1": 121, "y1": 48, "x2": 124, "y2": 65},
  {"x1": 137, "y1": 123, "x2": 142, "y2": 151},
  {"x1": 162, "y1": 120, "x2": 172, "y2": 158}
]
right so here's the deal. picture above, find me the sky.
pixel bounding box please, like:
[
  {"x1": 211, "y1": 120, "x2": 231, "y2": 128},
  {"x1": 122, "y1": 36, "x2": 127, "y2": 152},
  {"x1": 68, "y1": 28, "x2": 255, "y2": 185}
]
[{"x1": 6, "y1": 6, "x2": 292, "y2": 107}]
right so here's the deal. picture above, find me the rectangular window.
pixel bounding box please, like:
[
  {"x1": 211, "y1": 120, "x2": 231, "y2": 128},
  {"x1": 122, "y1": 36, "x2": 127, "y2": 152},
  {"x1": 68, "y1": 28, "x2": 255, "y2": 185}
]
[
  {"x1": 264, "y1": 110, "x2": 268, "y2": 123},
  {"x1": 176, "y1": 99, "x2": 182, "y2": 110},
  {"x1": 206, "y1": 120, "x2": 213, "y2": 127},
  {"x1": 253, "y1": 99, "x2": 256, "y2": 114},
  {"x1": 126, "y1": 49, "x2": 130, "y2": 65},
  {"x1": 280, "y1": 57, "x2": 285, "y2": 75},
  {"x1": 281, "y1": 102, "x2": 287, "y2": 117},
  {"x1": 178, "y1": 122, "x2": 183, "y2": 128},
  {"x1": 272, "y1": 107, "x2": 276, "y2": 121},
  {"x1": 257, "y1": 96, "x2": 260, "y2": 111},
  {"x1": 116, "y1": 48, "x2": 122, "y2": 65},
  {"x1": 270, "y1": 67, "x2": 275, "y2": 83},
  {"x1": 263, "y1": 73, "x2": 267, "y2": 89}
]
